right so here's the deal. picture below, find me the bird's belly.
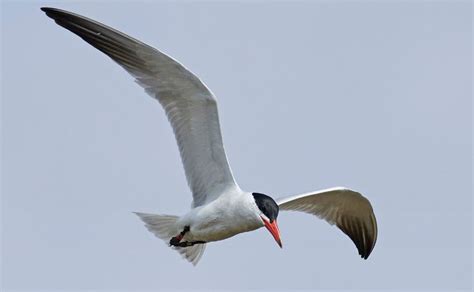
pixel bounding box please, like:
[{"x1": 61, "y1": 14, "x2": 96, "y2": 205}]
[
  {"x1": 185, "y1": 204, "x2": 262, "y2": 242},
  {"x1": 191, "y1": 219, "x2": 261, "y2": 242}
]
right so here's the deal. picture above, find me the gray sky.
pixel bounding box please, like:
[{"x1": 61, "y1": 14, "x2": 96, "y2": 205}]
[{"x1": 2, "y1": 1, "x2": 472, "y2": 291}]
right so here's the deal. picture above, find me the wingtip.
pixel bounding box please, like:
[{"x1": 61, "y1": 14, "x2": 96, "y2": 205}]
[
  {"x1": 359, "y1": 243, "x2": 375, "y2": 260},
  {"x1": 132, "y1": 212, "x2": 148, "y2": 219},
  {"x1": 40, "y1": 7, "x2": 60, "y2": 19},
  {"x1": 40, "y1": 7, "x2": 72, "y2": 19},
  {"x1": 40, "y1": 7, "x2": 56, "y2": 13}
]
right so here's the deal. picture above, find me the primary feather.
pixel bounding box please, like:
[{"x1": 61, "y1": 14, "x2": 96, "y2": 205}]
[
  {"x1": 41, "y1": 7, "x2": 239, "y2": 207},
  {"x1": 277, "y1": 187, "x2": 377, "y2": 259}
]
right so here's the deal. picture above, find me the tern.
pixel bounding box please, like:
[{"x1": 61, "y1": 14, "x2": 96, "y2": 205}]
[{"x1": 42, "y1": 7, "x2": 378, "y2": 265}]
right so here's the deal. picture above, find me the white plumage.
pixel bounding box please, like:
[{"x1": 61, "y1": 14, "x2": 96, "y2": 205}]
[{"x1": 42, "y1": 7, "x2": 378, "y2": 265}]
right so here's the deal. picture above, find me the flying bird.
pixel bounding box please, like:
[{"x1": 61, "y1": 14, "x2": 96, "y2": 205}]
[{"x1": 41, "y1": 7, "x2": 378, "y2": 265}]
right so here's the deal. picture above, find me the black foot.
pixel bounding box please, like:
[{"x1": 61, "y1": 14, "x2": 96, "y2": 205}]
[
  {"x1": 169, "y1": 237, "x2": 181, "y2": 246},
  {"x1": 169, "y1": 226, "x2": 191, "y2": 247},
  {"x1": 174, "y1": 240, "x2": 206, "y2": 247}
]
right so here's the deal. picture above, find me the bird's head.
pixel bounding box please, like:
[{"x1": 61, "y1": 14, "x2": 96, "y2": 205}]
[{"x1": 252, "y1": 192, "x2": 282, "y2": 248}]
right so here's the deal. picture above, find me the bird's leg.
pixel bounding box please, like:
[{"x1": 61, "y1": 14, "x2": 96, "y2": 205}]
[
  {"x1": 175, "y1": 240, "x2": 206, "y2": 247},
  {"x1": 169, "y1": 226, "x2": 190, "y2": 246},
  {"x1": 170, "y1": 226, "x2": 206, "y2": 247}
]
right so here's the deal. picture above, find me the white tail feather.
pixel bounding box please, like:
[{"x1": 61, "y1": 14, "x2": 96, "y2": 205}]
[{"x1": 134, "y1": 212, "x2": 206, "y2": 265}]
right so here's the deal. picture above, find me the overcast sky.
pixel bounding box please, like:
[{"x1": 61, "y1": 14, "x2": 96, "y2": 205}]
[{"x1": 2, "y1": 1, "x2": 472, "y2": 291}]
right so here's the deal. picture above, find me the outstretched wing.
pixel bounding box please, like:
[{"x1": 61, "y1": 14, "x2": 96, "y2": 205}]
[
  {"x1": 277, "y1": 187, "x2": 377, "y2": 259},
  {"x1": 41, "y1": 7, "x2": 239, "y2": 207}
]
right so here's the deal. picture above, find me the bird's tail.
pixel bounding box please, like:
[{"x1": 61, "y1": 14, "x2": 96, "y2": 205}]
[{"x1": 134, "y1": 212, "x2": 206, "y2": 265}]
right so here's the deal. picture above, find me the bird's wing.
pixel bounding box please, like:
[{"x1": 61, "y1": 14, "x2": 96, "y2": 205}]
[
  {"x1": 41, "y1": 7, "x2": 239, "y2": 207},
  {"x1": 277, "y1": 187, "x2": 377, "y2": 259}
]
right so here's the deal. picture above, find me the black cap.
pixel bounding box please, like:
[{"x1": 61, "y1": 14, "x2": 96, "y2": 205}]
[{"x1": 252, "y1": 193, "x2": 279, "y2": 222}]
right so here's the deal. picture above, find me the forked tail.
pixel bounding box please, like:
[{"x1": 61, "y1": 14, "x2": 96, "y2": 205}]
[{"x1": 134, "y1": 212, "x2": 206, "y2": 265}]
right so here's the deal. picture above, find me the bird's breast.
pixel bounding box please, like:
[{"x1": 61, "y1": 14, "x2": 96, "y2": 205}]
[{"x1": 185, "y1": 195, "x2": 262, "y2": 242}]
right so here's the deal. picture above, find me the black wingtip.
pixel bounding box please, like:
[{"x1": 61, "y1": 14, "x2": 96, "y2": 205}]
[
  {"x1": 41, "y1": 7, "x2": 73, "y2": 20},
  {"x1": 41, "y1": 7, "x2": 60, "y2": 20},
  {"x1": 41, "y1": 7, "x2": 64, "y2": 12},
  {"x1": 40, "y1": 7, "x2": 56, "y2": 14},
  {"x1": 359, "y1": 239, "x2": 375, "y2": 260}
]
